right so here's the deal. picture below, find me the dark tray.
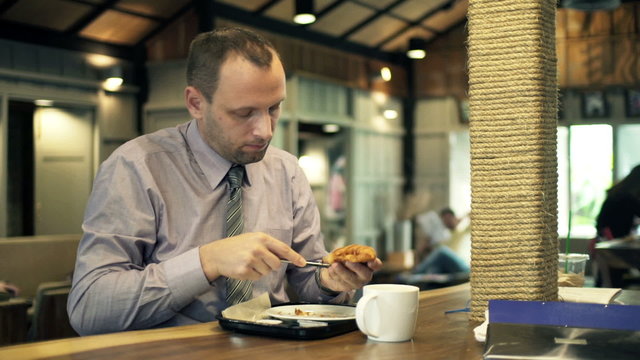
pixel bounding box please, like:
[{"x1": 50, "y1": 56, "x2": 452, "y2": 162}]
[{"x1": 217, "y1": 303, "x2": 358, "y2": 340}]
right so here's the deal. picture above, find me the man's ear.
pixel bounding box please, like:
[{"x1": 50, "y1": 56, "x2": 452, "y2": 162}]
[{"x1": 185, "y1": 86, "x2": 205, "y2": 119}]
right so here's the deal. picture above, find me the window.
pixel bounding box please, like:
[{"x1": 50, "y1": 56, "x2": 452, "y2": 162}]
[
  {"x1": 557, "y1": 125, "x2": 613, "y2": 238},
  {"x1": 557, "y1": 123, "x2": 640, "y2": 239},
  {"x1": 616, "y1": 125, "x2": 640, "y2": 179}
]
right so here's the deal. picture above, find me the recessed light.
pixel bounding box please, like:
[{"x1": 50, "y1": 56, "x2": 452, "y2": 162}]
[{"x1": 34, "y1": 99, "x2": 54, "y2": 106}]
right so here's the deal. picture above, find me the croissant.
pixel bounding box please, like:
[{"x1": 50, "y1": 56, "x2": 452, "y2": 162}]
[{"x1": 324, "y1": 244, "x2": 377, "y2": 264}]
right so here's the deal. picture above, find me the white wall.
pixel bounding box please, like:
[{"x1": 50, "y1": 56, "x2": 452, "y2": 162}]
[
  {"x1": 351, "y1": 89, "x2": 405, "y2": 254},
  {"x1": 414, "y1": 97, "x2": 471, "y2": 216},
  {"x1": 144, "y1": 60, "x2": 190, "y2": 133}
]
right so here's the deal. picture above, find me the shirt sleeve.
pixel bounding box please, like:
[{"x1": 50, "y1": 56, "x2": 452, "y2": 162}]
[
  {"x1": 67, "y1": 153, "x2": 211, "y2": 335},
  {"x1": 285, "y1": 164, "x2": 352, "y2": 304}
]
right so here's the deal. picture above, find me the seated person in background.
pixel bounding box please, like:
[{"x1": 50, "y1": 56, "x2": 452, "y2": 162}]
[
  {"x1": 68, "y1": 27, "x2": 382, "y2": 336},
  {"x1": 593, "y1": 164, "x2": 640, "y2": 287},
  {"x1": 413, "y1": 208, "x2": 470, "y2": 275},
  {"x1": 0, "y1": 280, "x2": 20, "y2": 300}
]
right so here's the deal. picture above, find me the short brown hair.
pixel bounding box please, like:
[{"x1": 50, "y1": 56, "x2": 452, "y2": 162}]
[{"x1": 186, "y1": 27, "x2": 280, "y2": 102}]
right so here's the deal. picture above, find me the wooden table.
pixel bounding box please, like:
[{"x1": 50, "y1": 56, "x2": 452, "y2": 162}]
[
  {"x1": 595, "y1": 238, "x2": 640, "y2": 270},
  {"x1": 0, "y1": 283, "x2": 484, "y2": 360},
  {"x1": 595, "y1": 238, "x2": 640, "y2": 287}
]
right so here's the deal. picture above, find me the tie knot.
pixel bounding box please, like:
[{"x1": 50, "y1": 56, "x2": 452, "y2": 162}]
[{"x1": 227, "y1": 165, "x2": 244, "y2": 189}]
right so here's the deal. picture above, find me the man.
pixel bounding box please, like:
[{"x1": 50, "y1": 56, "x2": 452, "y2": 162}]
[
  {"x1": 68, "y1": 27, "x2": 382, "y2": 335},
  {"x1": 413, "y1": 207, "x2": 470, "y2": 275}
]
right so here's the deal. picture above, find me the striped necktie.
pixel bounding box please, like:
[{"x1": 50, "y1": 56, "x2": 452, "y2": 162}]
[{"x1": 224, "y1": 165, "x2": 253, "y2": 305}]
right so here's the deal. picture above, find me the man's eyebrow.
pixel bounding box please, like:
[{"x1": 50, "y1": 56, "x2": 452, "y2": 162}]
[
  {"x1": 228, "y1": 98, "x2": 285, "y2": 112},
  {"x1": 230, "y1": 106, "x2": 253, "y2": 112}
]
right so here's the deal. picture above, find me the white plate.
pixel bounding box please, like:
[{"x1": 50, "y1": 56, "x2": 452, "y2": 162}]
[{"x1": 264, "y1": 304, "x2": 355, "y2": 321}]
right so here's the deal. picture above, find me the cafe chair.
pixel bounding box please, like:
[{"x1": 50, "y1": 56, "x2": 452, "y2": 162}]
[
  {"x1": 0, "y1": 298, "x2": 31, "y2": 346},
  {"x1": 27, "y1": 280, "x2": 78, "y2": 341}
]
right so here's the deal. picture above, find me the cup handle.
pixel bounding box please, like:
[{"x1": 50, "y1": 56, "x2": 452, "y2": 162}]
[{"x1": 356, "y1": 294, "x2": 378, "y2": 337}]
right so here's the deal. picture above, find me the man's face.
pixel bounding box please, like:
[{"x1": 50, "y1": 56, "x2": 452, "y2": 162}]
[
  {"x1": 441, "y1": 213, "x2": 458, "y2": 230},
  {"x1": 196, "y1": 51, "x2": 286, "y2": 165}
]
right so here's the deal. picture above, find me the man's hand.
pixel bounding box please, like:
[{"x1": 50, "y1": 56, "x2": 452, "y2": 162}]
[
  {"x1": 318, "y1": 258, "x2": 383, "y2": 292},
  {"x1": 199, "y1": 232, "x2": 306, "y2": 282}
]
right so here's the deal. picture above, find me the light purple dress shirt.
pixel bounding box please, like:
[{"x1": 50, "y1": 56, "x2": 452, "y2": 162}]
[{"x1": 68, "y1": 120, "x2": 349, "y2": 335}]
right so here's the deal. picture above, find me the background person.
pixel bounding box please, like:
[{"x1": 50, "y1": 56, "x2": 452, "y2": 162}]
[
  {"x1": 413, "y1": 207, "x2": 470, "y2": 275},
  {"x1": 0, "y1": 280, "x2": 20, "y2": 300},
  {"x1": 593, "y1": 164, "x2": 640, "y2": 287}
]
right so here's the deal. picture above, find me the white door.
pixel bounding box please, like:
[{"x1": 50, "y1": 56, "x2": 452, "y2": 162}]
[{"x1": 34, "y1": 106, "x2": 93, "y2": 235}]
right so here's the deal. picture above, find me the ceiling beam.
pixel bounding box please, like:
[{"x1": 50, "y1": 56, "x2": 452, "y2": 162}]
[
  {"x1": 195, "y1": 0, "x2": 214, "y2": 33},
  {"x1": 340, "y1": 0, "x2": 405, "y2": 40},
  {"x1": 211, "y1": 2, "x2": 404, "y2": 65},
  {"x1": 69, "y1": 0, "x2": 165, "y2": 21},
  {"x1": 137, "y1": 2, "x2": 193, "y2": 45},
  {"x1": 0, "y1": 19, "x2": 135, "y2": 60},
  {"x1": 374, "y1": 0, "x2": 454, "y2": 49},
  {"x1": 65, "y1": 0, "x2": 121, "y2": 34},
  {"x1": 0, "y1": 0, "x2": 19, "y2": 16},
  {"x1": 255, "y1": 0, "x2": 280, "y2": 14},
  {"x1": 314, "y1": 0, "x2": 348, "y2": 21}
]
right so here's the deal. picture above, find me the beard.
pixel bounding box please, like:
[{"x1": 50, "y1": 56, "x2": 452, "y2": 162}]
[
  {"x1": 230, "y1": 141, "x2": 270, "y2": 165},
  {"x1": 200, "y1": 112, "x2": 270, "y2": 165}
]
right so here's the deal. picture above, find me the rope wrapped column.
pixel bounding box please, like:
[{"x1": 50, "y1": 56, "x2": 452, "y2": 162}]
[{"x1": 467, "y1": 0, "x2": 559, "y2": 321}]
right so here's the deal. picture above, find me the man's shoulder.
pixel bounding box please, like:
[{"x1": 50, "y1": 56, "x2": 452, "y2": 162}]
[
  {"x1": 111, "y1": 123, "x2": 189, "y2": 162},
  {"x1": 264, "y1": 146, "x2": 297, "y2": 164},
  {"x1": 252, "y1": 146, "x2": 301, "y2": 179}
]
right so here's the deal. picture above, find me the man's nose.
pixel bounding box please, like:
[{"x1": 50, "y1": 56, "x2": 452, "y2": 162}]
[{"x1": 253, "y1": 112, "x2": 273, "y2": 139}]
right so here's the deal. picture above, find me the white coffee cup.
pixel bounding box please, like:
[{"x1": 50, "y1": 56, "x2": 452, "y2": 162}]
[{"x1": 355, "y1": 284, "x2": 420, "y2": 342}]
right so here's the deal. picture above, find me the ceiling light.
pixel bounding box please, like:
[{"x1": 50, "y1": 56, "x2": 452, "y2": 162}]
[
  {"x1": 104, "y1": 77, "x2": 123, "y2": 91},
  {"x1": 407, "y1": 38, "x2": 427, "y2": 60},
  {"x1": 103, "y1": 65, "x2": 123, "y2": 91},
  {"x1": 294, "y1": 0, "x2": 316, "y2": 25},
  {"x1": 85, "y1": 54, "x2": 118, "y2": 68},
  {"x1": 323, "y1": 124, "x2": 340, "y2": 133},
  {"x1": 383, "y1": 109, "x2": 398, "y2": 120},
  {"x1": 34, "y1": 99, "x2": 53, "y2": 107},
  {"x1": 380, "y1": 67, "x2": 392, "y2": 82},
  {"x1": 372, "y1": 91, "x2": 388, "y2": 105}
]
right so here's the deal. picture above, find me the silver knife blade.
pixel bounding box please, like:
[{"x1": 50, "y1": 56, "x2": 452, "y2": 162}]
[{"x1": 280, "y1": 259, "x2": 330, "y2": 268}]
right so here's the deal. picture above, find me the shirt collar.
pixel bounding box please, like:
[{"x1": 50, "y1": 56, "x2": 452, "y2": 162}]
[{"x1": 185, "y1": 119, "x2": 254, "y2": 189}]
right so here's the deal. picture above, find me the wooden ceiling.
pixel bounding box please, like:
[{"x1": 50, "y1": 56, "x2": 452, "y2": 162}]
[
  {"x1": 0, "y1": 0, "x2": 636, "y2": 66},
  {"x1": 0, "y1": 0, "x2": 467, "y2": 63}
]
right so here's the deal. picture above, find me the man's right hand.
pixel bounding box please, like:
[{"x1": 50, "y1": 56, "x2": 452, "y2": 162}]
[{"x1": 198, "y1": 232, "x2": 306, "y2": 282}]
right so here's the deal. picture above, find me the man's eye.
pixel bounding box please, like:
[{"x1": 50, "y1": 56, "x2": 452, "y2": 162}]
[
  {"x1": 236, "y1": 111, "x2": 252, "y2": 118},
  {"x1": 269, "y1": 105, "x2": 281, "y2": 114}
]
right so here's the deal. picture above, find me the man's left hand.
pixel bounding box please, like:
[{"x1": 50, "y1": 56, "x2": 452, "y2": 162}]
[{"x1": 318, "y1": 258, "x2": 383, "y2": 292}]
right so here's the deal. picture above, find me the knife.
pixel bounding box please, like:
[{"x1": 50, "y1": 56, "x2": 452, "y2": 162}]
[{"x1": 280, "y1": 259, "x2": 330, "y2": 268}]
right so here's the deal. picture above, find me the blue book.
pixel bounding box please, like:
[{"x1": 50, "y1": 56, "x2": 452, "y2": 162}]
[{"x1": 488, "y1": 299, "x2": 640, "y2": 331}]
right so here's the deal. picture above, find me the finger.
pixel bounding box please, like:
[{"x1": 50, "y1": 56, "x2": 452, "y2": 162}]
[
  {"x1": 367, "y1": 258, "x2": 384, "y2": 271},
  {"x1": 325, "y1": 261, "x2": 373, "y2": 290},
  {"x1": 341, "y1": 262, "x2": 374, "y2": 285},
  {"x1": 233, "y1": 264, "x2": 260, "y2": 281},
  {"x1": 240, "y1": 240, "x2": 287, "y2": 275},
  {"x1": 259, "y1": 251, "x2": 284, "y2": 273},
  {"x1": 249, "y1": 257, "x2": 274, "y2": 278},
  {"x1": 330, "y1": 263, "x2": 362, "y2": 289},
  {"x1": 263, "y1": 235, "x2": 306, "y2": 267},
  {"x1": 324, "y1": 267, "x2": 350, "y2": 291}
]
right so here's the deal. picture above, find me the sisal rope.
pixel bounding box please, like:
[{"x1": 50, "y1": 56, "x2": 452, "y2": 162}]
[{"x1": 467, "y1": 0, "x2": 559, "y2": 321}]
